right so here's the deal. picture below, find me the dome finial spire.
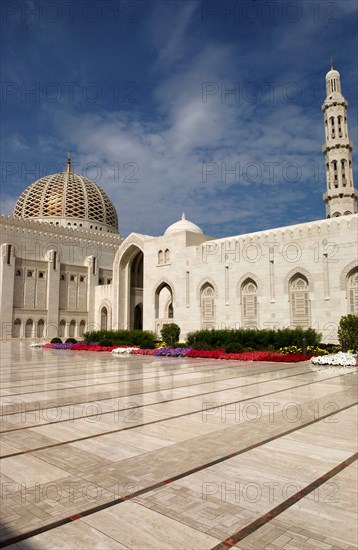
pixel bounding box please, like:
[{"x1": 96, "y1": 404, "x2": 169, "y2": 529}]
[
  {"x1": 67, "y1": 151, "x2": 71, "y2": 174},
  {"x1": 330, "y1": 56, "x2": 334, "y2": 70},
  {"x1": 182, "y1": 212, "x2": 186, "y2": 220}
]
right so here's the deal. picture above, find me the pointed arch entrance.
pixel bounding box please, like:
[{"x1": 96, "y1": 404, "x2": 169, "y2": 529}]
[
  {"x1": 154, "y1": 281, "x2": 174, "y2": 335},
  {"x1": 118, "y1": 245, "x2": 144, "y2": 329}
]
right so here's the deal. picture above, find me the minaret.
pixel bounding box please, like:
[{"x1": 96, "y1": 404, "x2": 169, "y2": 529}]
[
  {"x1": 322, "y1": 63, "x2": 357, "y2": 217},
  {"x1": 66, "y1": 151, "x2": 71, "y2": 173}
]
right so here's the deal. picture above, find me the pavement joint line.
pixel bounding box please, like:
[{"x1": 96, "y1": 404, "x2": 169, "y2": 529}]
[
  {"x1": 0, "y1": 366, "x2": 335, "y2": 433},
  {"x1": 210, "y1": 452, "x2": 358, "y2": 550},
  {"x1": 0, "y1": 363, "x2": 309, "y2": 417},
  {"x1": 1, "y1": 372, "x2": 354, "y2": 458},
  {"x1": 0, "y1": 356, "x2": 310, "y2": 397},
  {"x1": 0, "y1": 401, "x2": 356, "y2": 549},
  {"x1": 0, "y1": 358, "x2": 255, "y2": 393}
]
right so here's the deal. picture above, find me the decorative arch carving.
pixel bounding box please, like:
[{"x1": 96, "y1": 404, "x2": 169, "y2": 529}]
[
  {"x1": 236, "y1": 272, "x2": 260, "y2": 298},
  {"x1": 153, "y1": 278, "x2": 176, "y2": 303},
  {"x1": 114, "y1": 234, "x2": 145, "y2": 268},
  {"x1": 98, "y1": 299, "x2": 112, "y2": 319},
  {"x1": 196, "y1": 278, "x2": 218, "y2": 300},
  {"x1": 283, "y1": 267, "x2": 314, "y2": 294},
  {"x1": 340, "y1": 259, "x2": 358, "y2": 290},
  {"x1": 97, "y1": 300, "x2": 112, "y2": 331}
]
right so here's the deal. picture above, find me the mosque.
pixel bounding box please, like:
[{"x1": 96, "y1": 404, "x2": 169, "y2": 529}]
[{"x1": 1, "y1": 65, "x2": 357, "y2": 342}]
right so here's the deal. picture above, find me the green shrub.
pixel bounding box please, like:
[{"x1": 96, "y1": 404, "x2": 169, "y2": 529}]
[
  {"x1": 140, "y1": 338, "x2": 155, "y2": 349},
  {"x1": 51, "y1": 337, "x2": 62, "y2": 343},
  {"x1": 174, "y1": 342, "x2": 189, "y2": 348},
  {"x1": 160, "y1": 323, "x2": 180, "y2": 344},
  {"x1": 83, "y1": 329, "x2": 156, "y2": 348},
  {"x1": 224, "y1": 342, "x2": 244, "y2": 353},
  {"x1": 98, "y1": 340, "x2": 113, "y2": 347},
  {"x1": 187, "y1": 327, "x2": 321, "y2": 351},
  {"x1": 65, "y1": 338, "x2": 77, "y2": 344},
  {"x1": 191, "y1": 341, "x2": 215, "y2": 351},
  {"x1": 338, "y1": 314, "x2": 358, "y2": 351}
]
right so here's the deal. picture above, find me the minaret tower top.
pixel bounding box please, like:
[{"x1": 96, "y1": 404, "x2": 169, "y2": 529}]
[
  {"x1": 325, "y1": 61, "x2": 342, "y2": 95},
  {"x1": 322, "y1": 64, "x2": 357, "y2": 217}
]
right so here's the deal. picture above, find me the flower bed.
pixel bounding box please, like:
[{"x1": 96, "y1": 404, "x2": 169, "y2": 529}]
[
  {"x1": 43, "y1": 342, "x2": 118, "y2": 352},
  {"x1": 39, "y1": 343, "x2": 314, "y2": 362},
  {"x1": 130, "y1": 348, "x2": 312, "y2": 362},
  {"x1": 311, "y1": 352, "x2": 358, "y2": 367}
]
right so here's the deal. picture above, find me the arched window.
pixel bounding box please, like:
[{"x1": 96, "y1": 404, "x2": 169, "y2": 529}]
[
  {"x1": 332, "y1": 160, "x2": 338, "y2": 187},
  {"x1": 330, "y1": 116, "x2": 335, "y2": 139},
  {"x1": 79, "y1": 320, "x2": 86, "y2": 337},
  {"x1": 69, "y1": 320, "x2": 76, "y2": 337},
  {"x1": 37, "y1": 319, "x2": 45, "y2": 338},
  {"x1": 155, "y1": 283, "x2": 173, "y2": 320},
  {"x1": 25, "y1": 319, "x2": 34, "y2": 338},
  {"x1": 59, "y1": 319, "x2": 66, "y2": 337},
  {"x1": 337, "y1": 115, "x2": 343, "y2": 137},
  {"x1": 344, "y1": 211, "x2": 352, "y2": 216},
  {"x1": 347, "y1": 268, "x2": 358, "y2": 315},
  {"x1": 101, "y1": 307, "x2": 108, "y2": 330},
  {"x1": 158, "y1": 250, "x2": 164, "y2": 264},
  {"x1": 326, "y1": 162, "x2": 330, "y2": 189},
  {"x1": 241, "y1": 279, "x2": 258, "y2": 328},
  {"x1": 332, "y1": 212, "x2": 341, "y2": 217},
  {"x1": 12, "y1": 319, "x2": 21, "y2": 338},
  {"x1": 6, "y1": 244, "x2": 12, "y2": 265},
  {"x1": 341, "y1": 159, "x2": 347, "y2": 185},
  {"x1": 290, "y1": 275, "x2": 310, "y2": 328},
  {"x1": 201, "y1": 284, "x2": 215, "y2": 328},
  {"x1": 164, "y1": 249, "x2": 170, "y2": 263}
]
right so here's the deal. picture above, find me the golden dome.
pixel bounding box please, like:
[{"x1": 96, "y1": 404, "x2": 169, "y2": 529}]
[{"x1": 13, "y1": 171, "x2": 119, "y2": 233}]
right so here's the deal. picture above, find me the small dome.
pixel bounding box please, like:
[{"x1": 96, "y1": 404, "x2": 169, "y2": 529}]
[
  {"x1": 164, "y1": 213, "x2": 203, "y2": 236},
  {"x1": 13, "y1": 170, "x2": 119, "y2": 233},
  {"x1": 326, "y1": 68, "x2": 340, "y2": 79}
]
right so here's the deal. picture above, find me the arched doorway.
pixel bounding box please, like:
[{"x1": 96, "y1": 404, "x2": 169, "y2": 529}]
[
  {"x1": 13, "y1": 319, "x2": 21, "y2": 338},
  {"x1": 347, "y1": 267, "x2": 358, "y2": 314},
  {"x1": 25, "y1": 319, "x2": 34, "y2": 338},
  {"x1": 155, "y1": 282, "x2": 174, "y2": 334},
  {"x1": 37, "y1": 319, "x2": 45, "y2": 338},
  {"x1": 101, "y1": 307, "x2": 108, "y2": 330},
  {"x1": 79, "y1": 320, "x2": 86, "y2": 337},
  {"x1": 69, "y1": 320, "x2": 76, "y2": 337},
  {"x1": 59, "y1": 320, "x2": 66, "y2": 338},
  {"x1": 134, "y1": 303, "x2": 143, "y2": 330},
  {"x1": 130, "y1": 251, "x2": 143, "y2": 329},
  {"x1": 241, "y1": 279, "x2": 258, "y2": 328},
  {"x1": 200, "y1": 283, "x2": 215, "y2": 329},
  {"x1": 117, "y1": 244, "x2": 144, "y2": 330},
  {"x1": 289, "y1": 274, "x2": 310, "y2": 328}
]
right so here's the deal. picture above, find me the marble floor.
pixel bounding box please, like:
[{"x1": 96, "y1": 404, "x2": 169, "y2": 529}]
[{"x1": 0, "y1": 342, "x2": 357, "y2": 550}]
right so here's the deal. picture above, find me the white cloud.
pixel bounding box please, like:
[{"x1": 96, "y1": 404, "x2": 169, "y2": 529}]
[{"x1": 7, "y1": 133, "x2": 30, "y2": 152}]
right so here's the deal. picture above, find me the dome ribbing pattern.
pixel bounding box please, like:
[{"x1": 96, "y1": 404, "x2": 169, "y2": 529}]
[{"x1": 13, "y1": 172, "x2": 119, "y2": 233}]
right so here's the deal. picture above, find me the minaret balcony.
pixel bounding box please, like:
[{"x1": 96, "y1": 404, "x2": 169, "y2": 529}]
[{"x1": 322, "y1": 139, "x2": 352, "y2": 153}]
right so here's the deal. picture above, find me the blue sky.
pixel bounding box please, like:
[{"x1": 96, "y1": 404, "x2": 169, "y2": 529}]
[{"x1": 1, "y1": 0, "x2": 357, "y2": 237}]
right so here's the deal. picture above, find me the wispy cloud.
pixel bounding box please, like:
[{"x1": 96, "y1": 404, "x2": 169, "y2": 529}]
[{"x1": 2, "y1": 0, "x2": 356, "y2": 237}]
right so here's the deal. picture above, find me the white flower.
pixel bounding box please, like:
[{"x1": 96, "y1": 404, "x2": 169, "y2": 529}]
[
  {"x1": 311, "y1": 351, "x2": 357, "y2": 367},
  {"x1": 111, "y1": 347, "x2": 136, "y2": 355},
  {"x1": 30, "y1": 342, "x2": 45, "y2": 348}
]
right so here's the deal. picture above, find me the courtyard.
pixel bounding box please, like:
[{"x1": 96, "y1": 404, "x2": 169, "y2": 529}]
[{"x1": 0, "y1": 342, "x2": 357, "y2": 549}]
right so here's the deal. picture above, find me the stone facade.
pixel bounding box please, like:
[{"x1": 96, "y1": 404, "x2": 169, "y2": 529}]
[{"x1": 1, "y1": 66, "x2": 357, "y2": 342}]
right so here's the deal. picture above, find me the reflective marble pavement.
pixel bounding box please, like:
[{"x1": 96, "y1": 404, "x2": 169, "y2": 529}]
[{"x1": 0, "y1": 342, "x2": 357, "y2": 549}]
